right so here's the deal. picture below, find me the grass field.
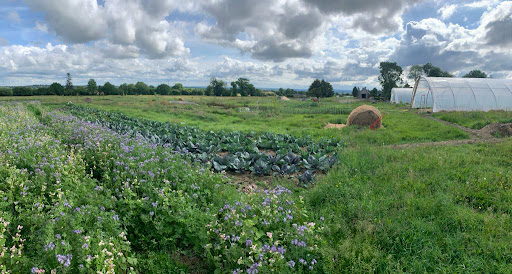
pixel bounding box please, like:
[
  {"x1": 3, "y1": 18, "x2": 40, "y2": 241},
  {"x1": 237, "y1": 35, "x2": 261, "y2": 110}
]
[
  {"x1": 5, "y1": 95, "x2": 469, "y2": 146},
  {"x1": 433, "y1": 110, "x2": 512, "y2": 129},
  {"x1": 1, "y1": 96, "x2": 511, "y2": 273}
]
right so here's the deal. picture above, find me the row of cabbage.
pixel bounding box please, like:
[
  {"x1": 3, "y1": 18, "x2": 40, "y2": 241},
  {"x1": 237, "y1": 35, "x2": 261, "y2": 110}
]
[
  {"x1": 65, "y1": 105, "x2": 341, "y2": 183},
  {"x1": 0, "y1": 102, "x2": 325, "y2": 273}
]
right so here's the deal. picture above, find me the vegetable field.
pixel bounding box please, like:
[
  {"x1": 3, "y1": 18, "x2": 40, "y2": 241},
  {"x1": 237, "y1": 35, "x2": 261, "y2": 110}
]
[{"x1": 1, "y1": 98, "x2": 511, "y2": 273}]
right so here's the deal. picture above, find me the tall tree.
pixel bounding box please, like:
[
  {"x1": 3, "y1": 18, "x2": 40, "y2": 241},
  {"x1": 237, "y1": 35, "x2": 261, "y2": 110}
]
[
  {"x1": 463, "y1": 70, "x2": 487, "y2": 78},
  {"x1": 87, "y1": 79, "x2": 97, "y2": 95},
  {"x1": 135, "y1": 81, "x2": 149, "y2": 95},
  {"x1": 370, "y1": 88, "x2": 380, "y2": 97},
  {"x1": 100, "y1": 82, "x2": 117, "y2": 95},
  {"x1": 352, "y1": 86, "x2": 359, "y2": 97},
  {"x1": 65, "y1": 73, "x2": 73, "y2": 95},
  {"x1": 207, "y1": 77, "x2": 227, "y2": 96},
  {"x1": 407, "y1": 64, "x2": 423, "y2": 81},
  {"x1": 156, "y1": 84, "x2": 172, "y2": 95},
  {"x1": 378, "y1": 62, "x2": 403, "y2": 100},
  {"x1": 49, "y1": 82, "x2": 65, "y2": 96},
  {"x1": 307, "y1": 79, "x2": 334, "y2": 98}
]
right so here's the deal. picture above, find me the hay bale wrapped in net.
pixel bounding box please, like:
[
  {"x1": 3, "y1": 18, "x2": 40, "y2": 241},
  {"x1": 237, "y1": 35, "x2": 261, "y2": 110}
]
[{"x1": 347, "y1": 105, "x2": 382, "y2": 128}]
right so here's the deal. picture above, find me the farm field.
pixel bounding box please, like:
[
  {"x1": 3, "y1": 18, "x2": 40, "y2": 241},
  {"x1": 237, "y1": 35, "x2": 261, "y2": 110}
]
[
  {"x1": 1, "y1": 97, "x2": 511, "y2": 273},
  {"x1": 433, "y1": 110, "x2": 512, "y2": 130}
]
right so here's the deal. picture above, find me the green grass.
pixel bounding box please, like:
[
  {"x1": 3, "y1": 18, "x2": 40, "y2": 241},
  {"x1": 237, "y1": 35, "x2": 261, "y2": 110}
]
[
  {"x1": 1, "y1": 95, "x2": 469, "y2": 146},
  {"x1": 308, "y1": 140, "x2": 512, "y2": 272},
  {"x1": 433, "y1": 110, "x2": 512, "y2": 129}
]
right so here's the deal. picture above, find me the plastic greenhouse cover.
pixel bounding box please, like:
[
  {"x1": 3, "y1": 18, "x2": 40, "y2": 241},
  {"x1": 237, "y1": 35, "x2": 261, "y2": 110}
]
[
  {"x1": 391, "y1": 88, "x2": 413, "y2": 104},
  {"x1": 412, "y1": 77, "x2": 512, "y2": 112}
]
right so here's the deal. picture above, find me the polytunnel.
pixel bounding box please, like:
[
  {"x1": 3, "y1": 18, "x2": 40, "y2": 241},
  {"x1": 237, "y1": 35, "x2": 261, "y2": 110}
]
[
  {"x1": 411, "y1": 76, "x2": 512, "y2": 112},
  {"x1": 390, "y1": 88, "x2": 413, "y2": 104}
]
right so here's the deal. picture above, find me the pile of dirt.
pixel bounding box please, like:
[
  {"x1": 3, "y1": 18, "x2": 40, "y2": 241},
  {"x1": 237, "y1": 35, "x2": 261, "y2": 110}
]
[
  {"x1": 279, "y1": 96, "x2": 290, "y2": 101},
  {"x1": 480, "y1": 123, "x2": 512, "y2": 138},
  {"x1": 347, "y1": 105, "x2": 382, "y2": 128}
]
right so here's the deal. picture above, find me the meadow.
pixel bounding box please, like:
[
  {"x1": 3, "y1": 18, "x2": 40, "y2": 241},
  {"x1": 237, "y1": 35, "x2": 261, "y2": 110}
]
[{"x1": 1, "y1": 96, "x2": 511, "y2": 273}]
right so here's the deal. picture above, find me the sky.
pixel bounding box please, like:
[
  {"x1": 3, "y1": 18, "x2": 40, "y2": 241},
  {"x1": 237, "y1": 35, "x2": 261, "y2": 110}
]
[{"x1": 0, "y1": 0, "x2": 511, "y2": 89}]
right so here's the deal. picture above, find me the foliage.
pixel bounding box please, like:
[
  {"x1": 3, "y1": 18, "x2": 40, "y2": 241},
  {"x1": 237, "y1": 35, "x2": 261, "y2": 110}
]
[
  {"x1": 422, "y1": 62, "x2": 453, "y2": 77},
  {"x1": 87, "y1": 79, "x2": 97, "y2": 95},
  {"x1": 206, "y1": 187, "x2": 324, "y2": 273},
  {"x1": 307, "y1": 79, "x2": 334, "y2": 98},
  {"x1": 378, "y1": 62, "x2": 403, "y2": 100},
  {"x1": 352, "y1": 86, "x2": 359, "y2": 97},
  {"x1": 100, "y1": 82, "x2": 118, "y2": 95},
  {"x1": 231, "y1": 78, "x2": 256, "y2": 97},
  {"x1": 65, "y1": 105, "x2": 340, "y2": 180},
  {"x1": 156, "y1": 84, "x2": 172, "y2": 95},
  {"x1": 0, "y1": 102, "x2": 325, "y2": 273},
  {"x1": 0, "y1": 87, "x2": 12, "y2": 96},
  {"x1": 66, "y1": 73, "x2": 73, "y2": 92},
  {"x1": 49, "y1": 82, "x2": 65, "y2": 96},
  {"x1": 206, "y1": 77, "x2": 228, "y2": 96},
  {"x1": 407, "y1": 64, "x2": 424, "y2": 80},
  {"x1": 463, "y1": 70, "x2": 487, "y2": 78}
]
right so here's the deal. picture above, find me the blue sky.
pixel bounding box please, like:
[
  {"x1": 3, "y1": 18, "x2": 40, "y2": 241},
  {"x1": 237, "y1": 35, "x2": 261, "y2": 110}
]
[{"x1": 0, "y1": 0, "x2": 511, "y2": 89}]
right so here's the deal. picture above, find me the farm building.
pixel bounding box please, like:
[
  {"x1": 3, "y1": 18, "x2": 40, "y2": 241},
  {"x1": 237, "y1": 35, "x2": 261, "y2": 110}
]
[
  {"x1": 357, "y1": 88, "x2": 372, "y2": 100},
  {"x1": 411, "y1": 76, "x2": 512, "y2": 112},
  {"x1": 390, "y1": 88, "x2": 413, "y2": 104}
]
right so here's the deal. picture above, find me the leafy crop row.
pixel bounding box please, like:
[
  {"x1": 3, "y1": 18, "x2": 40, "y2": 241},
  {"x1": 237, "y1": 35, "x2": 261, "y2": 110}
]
[{"x1": 65, "y1": 105, "x2": 341, "y2": 184}]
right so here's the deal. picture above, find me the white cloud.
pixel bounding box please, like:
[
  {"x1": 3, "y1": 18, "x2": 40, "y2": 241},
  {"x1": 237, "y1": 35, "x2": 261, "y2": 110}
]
[{"x1": 438, "y1": 4, "x2": 457, "y2": 20}]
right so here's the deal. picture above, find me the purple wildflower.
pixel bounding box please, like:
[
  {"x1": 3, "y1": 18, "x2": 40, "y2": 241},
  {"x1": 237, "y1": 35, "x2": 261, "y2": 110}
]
[
  {"x1": 245, "y1": 239, "x2": 252, "y2": 247},
  {"x1": 287, "y1": 260, "x2": 296, "y2": 268},
  {"x1": 113, "y1": 214, "x2": 119, "y2": 221}
]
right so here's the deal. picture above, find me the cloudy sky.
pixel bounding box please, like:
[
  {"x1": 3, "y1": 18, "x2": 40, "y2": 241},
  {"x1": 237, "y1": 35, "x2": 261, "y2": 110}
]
[{"x1": 0, "y1": 0, "x2": 511, "y2": 89}]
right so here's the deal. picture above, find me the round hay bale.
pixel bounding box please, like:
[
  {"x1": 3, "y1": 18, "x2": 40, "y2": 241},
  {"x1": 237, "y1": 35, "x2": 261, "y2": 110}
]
[
  {"x1": 347, "y1": 105, "x2": 382, "y2": 128},
  {"x1": 279, "y1": 96, "x2": 290, "y2": 101}
]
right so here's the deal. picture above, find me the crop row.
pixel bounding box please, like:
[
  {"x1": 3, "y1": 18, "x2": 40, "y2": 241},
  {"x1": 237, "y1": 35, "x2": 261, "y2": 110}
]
[
  {"x1": 0, "y1": 103, "x2": 324, "y2": 273},
  {"x1": 65, "y1": 105, "x2": 341, "y2": 184}
]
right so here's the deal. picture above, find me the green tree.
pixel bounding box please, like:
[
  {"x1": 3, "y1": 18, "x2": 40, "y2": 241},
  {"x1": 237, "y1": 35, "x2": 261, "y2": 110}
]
[
  {"x1": 307, "y1": 79, "x2": 334, "y2": 98},
  {"x1": 207, "y1": 77, "x2": 227, "y2": 96},
  {"x1": 49, "y1": 82, "x2": 65, "y2": 95},
  {"x1": 231, "y1": 78, "x2": 256, "y2": 96},
  {"x1": 378, "y1": 62, "x2": 403, "y2": 100},
  {"x1": 370, "y1": 88, "x2": 380, "y2": 97},
  {"x1": 407, "y1": 64, "x2": 423, "y2": 81},
  {"x1": 135, "y1": 81, "x2": 149, "y2": 95},
  {"x1": 65, "y1": 73, "x2": 73, "y2": 95},
  {"x1": 463, "y1": 70, "x2": 487, "y2": 78},
  {"x1": 422, "y1": 63, "x2": 452, "y2": 77},
  {"x1": 87, "y1": 79, "x2": 97, "y2": 95},
  {"x1": 100, "y1": 82, "x2": 117, "y2": 95},
  {"x1": 352, "y1": 86, "x2": 359, "y2": 97},
  {"x1": 75, "y1": 86, "x2": 88, "y2": 95},
  {"x1": 172, "y1": 83, "x2": 184, "y2": 90},
  {"x1": 156, "y1": 84, "x2": 172, "y2": 95}
]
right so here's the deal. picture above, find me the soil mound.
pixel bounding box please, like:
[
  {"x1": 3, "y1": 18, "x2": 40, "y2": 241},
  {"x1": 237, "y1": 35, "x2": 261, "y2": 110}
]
[
  {"x1": 480, "y1": 123, "x2": 512, "y2": 138},
  {"x1": 347, "y1": 105, "x2": 382, "y2": 128}
]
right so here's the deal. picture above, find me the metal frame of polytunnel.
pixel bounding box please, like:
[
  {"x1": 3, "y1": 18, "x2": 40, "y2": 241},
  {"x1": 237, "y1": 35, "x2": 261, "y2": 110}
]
[
  {"x1": 411, "y1": 76, "x2": 512, "y2": 112},
  {"x1": 390, "y1": 88, "x2": 413, "y2": 104}
]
